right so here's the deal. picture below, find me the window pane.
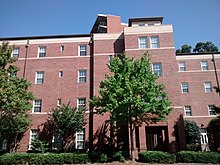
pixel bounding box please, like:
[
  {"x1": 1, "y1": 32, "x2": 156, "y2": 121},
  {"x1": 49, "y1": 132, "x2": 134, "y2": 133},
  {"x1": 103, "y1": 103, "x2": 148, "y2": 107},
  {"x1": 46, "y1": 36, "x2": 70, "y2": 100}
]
[
  {"x1": 184, "y1": 106, "x2": 192, "y2": 116},
  {"x1": 178, "y1": 62, "x2": 186, "y2": 71},
  {"x1": 201, "y1": 61, "x2": 208, "y2": 70},
  {"x1": 80, "y1": 45, "x2": 87, "y2": 56},
  {"x1": 152, "y1": 63, "x2": 162, "y2": 76},
  {"x1": 181, "y1": 82, "x2": 189, "y2": 93},
  {"x1": 36, "y1": 72, "x2": 44, "y2": 84},
  {"x1": 150, "y1": 36, "x2": 159, "y2": 48},
  {"x1": 139, "y1": 37, "x2": 148, "y2": 49},
  {"x1": 34, "y1": 99, "x2": 42, "y2": 112},
  {"x1": 204, "y1": 82, "x2": 212, "y2": 92},
  {"x1": 12, "y1": 48, "x2": 20, "y2": 58},
  {"x1": 78, "y1": 70, "x2": 86, "y2": 83}
]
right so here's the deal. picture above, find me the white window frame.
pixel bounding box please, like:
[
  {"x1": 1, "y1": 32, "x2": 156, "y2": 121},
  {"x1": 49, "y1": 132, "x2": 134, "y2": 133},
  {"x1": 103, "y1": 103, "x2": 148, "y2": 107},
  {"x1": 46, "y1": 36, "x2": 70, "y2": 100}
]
[
  {"x1": 35, "y1": 71, "x2": 44, "y2": 84},
  {"x1": 52, "y1": 132, "x2": 62, "y2": 150},
  {"x1": 178, "y1": 61, "x2": 186, "y2": 71},
  {"x1": 204, "y1": 82, "x2": 212, "y2": 93},
  {"x1": 57, "y1": 98, "x2": 62, "y2": 107},
  {"x1": 33, "y1": 99, "x2": 42, "y2": 113},
  {"x1": 152, "y1": 63, "x2": 162, "y2": 77},
  {"x1": 201, "y1": 61, "x2": 208, "y2": 70},
  {"x1": 208, "y1": 105, "x2": 216, "y2": 116},
  {"x1": 38, "y1": 46, "x2": 46, "y2": 58},
  {"x1": 184, "y1": 106, "x2": 192, "y2": 116},
  {"x1": 77, "y1": 98, "x2": 86, "y2": 110},
  {"x1": 75, "y1": 129, "x2": 85, "y2": 149},
  {"x1": 59, "y1": 71, "x2": 63, "y2": 78},
  {"x1": 150, "y1": 36, "x2": 160, "y2": 48},
  {"x1": 29, "y1": 129, "x2": 39, "y2": 150},
  {"x1": 79, "y1": 45, "x2": 87, "y2": 56},
  {"x1": 12, "y1": 47, "x2": 20, "y2": 58},
  {"x1": 60, "y1": 45, "x2": 64, "y2": 52},
  {"x1": 139, "y1": 37, "x2": 148, "y2": 49},
  {"x1": 181, "y1": 82, "x2": 189, "y2": 93},
  {"x1": 78, "y1": 70, "x2": 87, "y2": 83}
]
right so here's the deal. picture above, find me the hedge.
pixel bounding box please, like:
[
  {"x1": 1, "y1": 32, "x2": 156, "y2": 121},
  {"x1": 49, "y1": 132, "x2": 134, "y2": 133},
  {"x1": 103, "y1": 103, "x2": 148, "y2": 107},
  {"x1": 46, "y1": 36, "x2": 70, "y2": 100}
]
[
  {"x1": 177, "y1": 151, "x2": 220, "y2": 164},
  {"x1": 138, "y1": 151, "x2": 176, "y2": 164},
  {"x1": 0, "y1": 153, "x2": 89, "y2": 165}
]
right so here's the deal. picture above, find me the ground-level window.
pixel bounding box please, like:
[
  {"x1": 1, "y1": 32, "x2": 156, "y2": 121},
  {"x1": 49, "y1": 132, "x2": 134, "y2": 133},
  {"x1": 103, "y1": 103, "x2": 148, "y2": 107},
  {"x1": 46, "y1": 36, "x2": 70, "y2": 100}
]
[
  {"x1": 29, "y1": 129, "x2": 39, "y2": 149},
  {"x1": 52, "y1": 132, "x2": 62, "y2": 150},
  {"x1": 75, "y1": 129, "x2": 85, "y2": 149}
]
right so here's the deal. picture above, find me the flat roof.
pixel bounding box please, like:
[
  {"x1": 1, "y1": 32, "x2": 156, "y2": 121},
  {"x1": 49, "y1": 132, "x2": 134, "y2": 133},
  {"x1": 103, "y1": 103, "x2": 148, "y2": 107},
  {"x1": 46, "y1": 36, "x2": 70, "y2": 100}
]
[
  {"x1": 176, "y1": 52, "x2": 220, "y2": 56},
  {"x1": 0, "y1": 34, "x2": 91, "y2": 41},
  {"x1": 128, "y1": 17, "x2": 163, "y2": 26}
]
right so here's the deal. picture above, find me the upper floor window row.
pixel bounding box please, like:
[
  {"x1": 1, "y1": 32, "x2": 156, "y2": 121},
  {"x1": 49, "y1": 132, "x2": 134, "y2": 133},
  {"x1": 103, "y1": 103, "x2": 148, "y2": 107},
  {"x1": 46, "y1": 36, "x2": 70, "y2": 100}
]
[
  {"x1": 178, "y1": 60, "x2": 209, "y2": 71},
  {"x1": 139, "y1": 36, "x2": 160, "y2": 49}
]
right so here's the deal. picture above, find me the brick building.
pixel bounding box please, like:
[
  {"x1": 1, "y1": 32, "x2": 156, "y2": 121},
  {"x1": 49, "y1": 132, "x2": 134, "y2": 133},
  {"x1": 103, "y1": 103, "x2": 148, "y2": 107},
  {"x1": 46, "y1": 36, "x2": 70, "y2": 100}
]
[{"x1": 0, "y1": 14, "x2": 219, "y2": 155}]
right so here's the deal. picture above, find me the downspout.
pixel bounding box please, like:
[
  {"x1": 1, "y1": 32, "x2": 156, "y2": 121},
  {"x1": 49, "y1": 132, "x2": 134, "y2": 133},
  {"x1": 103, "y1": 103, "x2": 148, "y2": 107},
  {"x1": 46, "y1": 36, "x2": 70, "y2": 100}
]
[
  {"x1": 23, "y1": 39, "x2": 29, "y2": 78},
  {"x1": 89, "y1": 34, "x2": 94, "y2": 151}
]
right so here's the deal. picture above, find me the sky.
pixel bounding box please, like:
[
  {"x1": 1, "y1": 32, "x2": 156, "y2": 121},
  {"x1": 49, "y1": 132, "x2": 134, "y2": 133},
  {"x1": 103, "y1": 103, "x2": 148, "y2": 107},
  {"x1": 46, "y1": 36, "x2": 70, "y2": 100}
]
[{"x1": 0, "y1": 0, "x2": 220, "y2": 50}]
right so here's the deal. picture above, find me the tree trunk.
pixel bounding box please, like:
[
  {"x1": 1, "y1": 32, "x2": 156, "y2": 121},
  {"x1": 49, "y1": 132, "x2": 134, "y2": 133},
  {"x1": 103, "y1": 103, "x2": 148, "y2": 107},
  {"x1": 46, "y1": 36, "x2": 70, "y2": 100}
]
[{"x1": 129, "y1": 116, "x2": 135, "y2": 162}]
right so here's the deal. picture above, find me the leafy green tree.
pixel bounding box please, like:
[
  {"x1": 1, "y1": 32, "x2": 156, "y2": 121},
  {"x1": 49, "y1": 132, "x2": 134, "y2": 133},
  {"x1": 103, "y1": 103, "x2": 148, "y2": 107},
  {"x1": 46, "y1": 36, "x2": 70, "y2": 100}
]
[
  {"x1": 176, "y1": 44, "x2": 192, "y2": 53},
  {"x1": 193, "y1": 42, "x2": 218, "y2": 53},
  {"x1": 47, "y1": 104, "x2": 86, "y2": 150},
  {"x1": 184, "y1": 120, "x2": 200, "y2": 144},
  {"x1": 0, "y1": 42, "x2": 34, "y2": 152},
  {"x1": 207, "y1": 117, "x2": 220, "y2": 151},
  {"x1": 90, "y1": 53, "x2": 171, "y2": 161}
]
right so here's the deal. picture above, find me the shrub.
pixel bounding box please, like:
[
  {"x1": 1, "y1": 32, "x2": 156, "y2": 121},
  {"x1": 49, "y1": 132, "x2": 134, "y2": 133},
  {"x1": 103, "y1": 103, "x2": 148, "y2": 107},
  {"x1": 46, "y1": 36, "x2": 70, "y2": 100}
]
[
  {"x1": 113, "y1": 151, "x2": 126, "y2": 162},
  {"x1": 186, "y1": 144, "x2": 201, "y2": 151},
  {"x1": 89, "y1": 152, "x2": 108, "y2": 163},
  {"x1": 177, "y1": 151, "x2": 220, "y2": 164},
  {"x1": 0, "y1": 153, "x2": 89, "y2": 165},
  {"x1": 30, "y1": 139, "x2": 48, "y2": 153},
  {"x1": 138, "y1": 151, "x2": 176, "y2": 164}
]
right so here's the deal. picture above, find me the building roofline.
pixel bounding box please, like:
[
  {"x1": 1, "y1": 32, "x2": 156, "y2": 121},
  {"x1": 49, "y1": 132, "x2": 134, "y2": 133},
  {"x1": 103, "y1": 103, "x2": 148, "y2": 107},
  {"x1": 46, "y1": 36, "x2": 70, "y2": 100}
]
[
  {"x1": 176, "y1": 52, "x2": 220, "y2": 56},
  {"x1": 0, "y1": 34, "x2": 91, "y2": 41},
  {"x1": 128, "y1": 17, "x2": 163, "y2": 26}
]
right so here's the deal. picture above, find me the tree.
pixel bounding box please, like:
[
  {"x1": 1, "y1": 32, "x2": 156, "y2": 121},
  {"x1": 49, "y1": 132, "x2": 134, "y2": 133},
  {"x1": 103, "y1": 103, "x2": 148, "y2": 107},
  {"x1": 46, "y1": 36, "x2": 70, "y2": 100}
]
[
  {"x1": 47, "y1": 104, "x2": 86, "y2": 150},
  {"x1": 193, "y1": 42, "x2": 218, "y2": 53},
  {"x1": 90, "y1": 53, "x2": 171, "y2": 161},
  {"x1": 0, "y1": 42, "x2": 34, "y2": 152},
  {"x1": 207, "y1": 117, "x2": 220, "y2": 151},
  {"x1": 184, "y1": 120, "x2": 200, "y2": 144},
  {"x1": 176, "y1": 44, "x2": 192, "y2": 53}
]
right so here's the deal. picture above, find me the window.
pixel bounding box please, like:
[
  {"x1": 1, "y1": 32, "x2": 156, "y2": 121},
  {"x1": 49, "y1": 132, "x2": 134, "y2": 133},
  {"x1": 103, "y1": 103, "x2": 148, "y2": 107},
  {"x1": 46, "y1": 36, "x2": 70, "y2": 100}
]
[
  {"x1": 181, "y1": 82, "x2": 189, "y2": 93},
  {"x1": 29, "y1": 130, "x2": 39, "y2": 149},
  {"x1": 150, "y1": 36, "x2": 160, "y2": 48},
  {"x1": 200, "y1": 128, "x2": 209, "y2": 146},
  {"x1": 33, "y1": 99, "x2": 42, "y2": 113},
  {"x1": 138, "y1": 23, "x2": 145, "y2": 26},
  {"x1": 57, "y1": 98, "x2": 62, "y2": 107},
  {"x1": 152, "y1": 63, "x2": 162, "y2": 76},
  {"x1": 139, "y1": 37, "x2": 148, "y2": 49},
  {"x1": 204, "y1": 82, "x2": 212, "y2": 93},
  {"x1": 59, "y1": 71, "x2": 63, "y2": 78},
  {"x1": 178, "y1": 62, "x2": 186, "y2": 71},
  {"x1": 12, "y1": 47, "x2": 20, "y2": 58},
  {"x1": 75, "y1": 129, "x2": 85, "y2": 149},
  {"x1": 0, "y1": 139, "x2": 7, "y2": 151},
  {"x1": 35, "y1": 71, "x2": 44, "y2": 84},
  {"x1": 77, "y1": 98, "x2": 86, "y2": 111},
  {"x1": 79, "y1": 45, "x2": 87, "y2": 56},
  {"x1": 108, "y1": 55, "x2": 113, "y2": 61},
  {"x1": 184, "y1": 106, "x2": 192, "y2": 116},
  {"x1": 52, "y1": 132, "x2": 62, "y2": 150},
  {"x1": 201, "y1": 61, "x2": 208, "y2": 70},
  {"x1": 148, "y1": 23, "x2": 155, "y2": 26},
  {"x1": 78, "y1": 70, "x2": 86, "y2": 83},
  {"x1": 60, "y1": 45, "x2": 64, "y2": 52},
  {"x1": 38, "y1": 46, "x2": 46, "y2": 57},
  {"x1": 208, "y1": 105, "x2": 216, "y2": 115}
]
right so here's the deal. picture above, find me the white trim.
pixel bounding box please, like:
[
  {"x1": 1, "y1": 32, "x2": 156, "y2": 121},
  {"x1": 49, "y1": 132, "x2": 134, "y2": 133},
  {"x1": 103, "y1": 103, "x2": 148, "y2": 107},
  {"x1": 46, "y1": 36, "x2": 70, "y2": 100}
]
[
  {"x1": 35, "y1": 71, "x2": 44, "y2": 84},
  {"x1": 29, "y1": 129, "x2": 39, "y2": 150},
  {"x1": 30, "y1": 112, "x2": 47, "y2": 114},
  {"x1": 75, "y1": 129, "x2": 85, "y2": 149},
  {"x1": 94, "y1": 53, "x2": 122, "y2": 56},
  {"x1": 176, "y1": 54, "x2": 220, "y2": 60},
  {"x1": 93, "y1": 33, "x2": 124, "y2": 40},
  {"x1": 178, "y1": 69, "x2": 220, "y2": 73},
  {"x1": 184, "y1": 115, "x2": 217, "y2": 118},
  {"x1": 78, "y1": 70, "x2": 87, "y2": 83},
  {"x1": 125, "y1": 47, "x2": 175, "y2": 51},
  {"x1": 78, "y1": 45, "x2": 87, "y2": 56},
  {"x1": 18, "y1": 55, "x2": 90, "y2": 60}
]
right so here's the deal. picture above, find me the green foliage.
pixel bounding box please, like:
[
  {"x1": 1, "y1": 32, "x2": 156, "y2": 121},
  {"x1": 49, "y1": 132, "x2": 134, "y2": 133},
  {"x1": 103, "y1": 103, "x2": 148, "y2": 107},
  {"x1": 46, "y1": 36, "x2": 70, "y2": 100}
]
[
  {"x1": 30, "y1": 139, "x2": 48, "y2": 153},
  {"x1": 207, "y1": 117, "x2": 220, "y2": 151},
  {"x1": 89, "y1": 152, "x2": 108, "y2": 163},
  {"x1": 0, "y1": 42, "x2": 34, "y2": 152},
  {"x1": 186, "y1": 144, "x2": 201, "y2": 151},
  {"x1": 91, "y1": 53, "x2": 171, "y2": 125},
  {"x1": 176, "y1": 44, "x2": 192, "y2": 53},
  {"x1": 0, "y1": 153, "x2": 89, "y2": 165},
  {"x1": 138, "y1": 151, "x2": 176, "y2": 164},
  {"x1": 193, "y1": 41, "x2": 218, "y2": 53},
  {"x1": 184, "y1": 120, "x2": 200, "y2": 144},
  {"x1": 112, "y1": 151, "x2": 126, "y2": 162},
  {"x1": 47, "y1": 104, "x2": 86, "y2": 149},
  {"x1": 177, "y1": 151, "x2": 220, "y2": 164}
]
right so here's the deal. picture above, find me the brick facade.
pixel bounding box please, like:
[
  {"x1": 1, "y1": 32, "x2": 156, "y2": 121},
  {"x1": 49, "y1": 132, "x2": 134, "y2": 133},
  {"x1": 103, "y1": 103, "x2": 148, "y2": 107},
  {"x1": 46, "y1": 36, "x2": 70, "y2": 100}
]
[{"x1": 1, "y1": 14, "x2": 219, "y2": 156}]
